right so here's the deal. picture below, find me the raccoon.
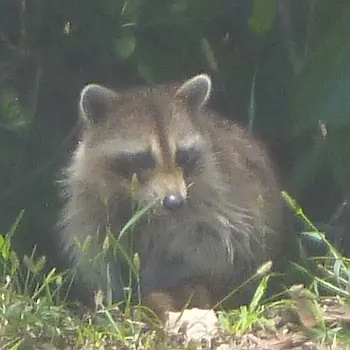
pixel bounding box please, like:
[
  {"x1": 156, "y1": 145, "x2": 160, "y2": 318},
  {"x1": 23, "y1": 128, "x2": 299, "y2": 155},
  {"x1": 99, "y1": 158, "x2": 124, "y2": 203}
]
[{"x1": 59, "y1": 73, "x2": 289, "y2": 311}]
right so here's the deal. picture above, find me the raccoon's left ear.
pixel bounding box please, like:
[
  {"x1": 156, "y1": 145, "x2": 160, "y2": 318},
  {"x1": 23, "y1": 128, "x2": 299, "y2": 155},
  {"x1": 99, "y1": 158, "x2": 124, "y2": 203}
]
[
  {"x1": 175, "y1": 74, "x2": 212, "y2": 109},
  {"x1": 79, "y1": 84, "x2": 117, "y2": 125}
]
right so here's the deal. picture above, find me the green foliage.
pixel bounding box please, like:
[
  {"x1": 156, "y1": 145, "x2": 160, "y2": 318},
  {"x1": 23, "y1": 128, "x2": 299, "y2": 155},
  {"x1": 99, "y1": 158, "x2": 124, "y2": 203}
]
[
  {"x1": 219, "y1": 270, "x2": 275, "y2": 336},
  {"x1": 249, "y1": 0, "x2": 276, "y2": 35},
  {"x1": 201, "y1": 38, "x2": 218, "y2": 71},
  {"x1": 283, "y1": 191, "x2": 350, "y2": 303},
  {"x1": 291, "y1": 1, "x2": 350, "y2": 198},
  {"x1": 0, "y1": 88, "x2": 30, "y2": 132},
  {"x1": 115, "y1": 36, "x2": 137, "y2": 60}
]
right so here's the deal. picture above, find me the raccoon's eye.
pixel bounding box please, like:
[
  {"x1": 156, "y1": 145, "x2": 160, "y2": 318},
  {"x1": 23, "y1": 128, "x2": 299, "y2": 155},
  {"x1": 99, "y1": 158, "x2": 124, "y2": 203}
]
[
  {"x1": 176, "y1": 147, "x2": 201, "y2": 173},
  {"x1": 111, "y1": 150, "x2": 156, "y2": 178}
]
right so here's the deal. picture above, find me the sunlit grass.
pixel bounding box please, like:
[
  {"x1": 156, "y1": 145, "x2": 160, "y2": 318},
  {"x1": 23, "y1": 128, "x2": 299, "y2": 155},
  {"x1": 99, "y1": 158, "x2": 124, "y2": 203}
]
[{"x1": 1, "y1": 194, "x2": 350, "y2": 348}]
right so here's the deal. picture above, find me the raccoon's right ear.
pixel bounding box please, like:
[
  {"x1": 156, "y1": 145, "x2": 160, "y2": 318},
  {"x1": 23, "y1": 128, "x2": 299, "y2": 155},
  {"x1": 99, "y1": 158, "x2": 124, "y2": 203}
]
[
  {"x1": 175, "y1": 74, "x2": 212, "y2": 110},
  {"x1": 79, "y1": 84, "x2": 117, "y2": 124}
]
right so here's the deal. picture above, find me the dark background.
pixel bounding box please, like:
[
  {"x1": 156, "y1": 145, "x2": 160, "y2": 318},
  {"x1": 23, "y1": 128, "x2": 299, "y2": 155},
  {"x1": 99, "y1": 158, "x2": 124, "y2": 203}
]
[{"x1": 1, "y1": 0, "x2": 350, "y2": 273}]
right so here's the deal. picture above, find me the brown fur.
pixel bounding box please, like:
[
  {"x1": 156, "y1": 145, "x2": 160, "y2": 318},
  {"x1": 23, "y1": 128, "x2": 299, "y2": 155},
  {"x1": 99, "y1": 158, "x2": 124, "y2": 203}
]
[{"x1": 58, "y1": 74, "x2": 288, "y2": 313}]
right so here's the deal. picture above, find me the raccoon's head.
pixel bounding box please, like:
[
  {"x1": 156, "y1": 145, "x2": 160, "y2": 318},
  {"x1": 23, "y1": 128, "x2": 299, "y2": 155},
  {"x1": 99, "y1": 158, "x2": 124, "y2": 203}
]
[{"x1": 72, "y1": 74, "x2": 219, "y2": 215}]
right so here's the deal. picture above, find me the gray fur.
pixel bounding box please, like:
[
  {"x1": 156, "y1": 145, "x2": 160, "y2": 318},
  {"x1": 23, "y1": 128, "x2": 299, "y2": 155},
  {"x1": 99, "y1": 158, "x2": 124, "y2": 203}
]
[{"x1": 58, "y1": 73, "x2": 287, "y2": 310}]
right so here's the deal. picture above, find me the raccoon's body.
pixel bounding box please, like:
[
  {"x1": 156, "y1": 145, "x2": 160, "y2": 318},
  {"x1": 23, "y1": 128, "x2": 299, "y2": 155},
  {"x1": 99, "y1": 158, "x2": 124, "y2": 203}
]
[{"x1": 59, "y1": 74, "x2": 288, "y2": 311}]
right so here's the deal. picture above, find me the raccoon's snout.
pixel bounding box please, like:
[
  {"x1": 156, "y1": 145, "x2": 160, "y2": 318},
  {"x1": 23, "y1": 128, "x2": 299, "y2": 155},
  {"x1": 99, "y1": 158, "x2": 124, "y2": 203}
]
[{"x1": 162, "y1": 193, "x2": 185, "y2": 210}]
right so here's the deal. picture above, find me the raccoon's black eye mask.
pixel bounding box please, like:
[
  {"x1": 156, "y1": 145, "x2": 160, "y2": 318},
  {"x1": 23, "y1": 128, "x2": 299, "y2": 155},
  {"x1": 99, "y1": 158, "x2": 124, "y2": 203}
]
[
  {"x1": 110, "y1": 150, "x2": 156, "y2": 178},
  {"x1": 109, "y1": 146, "x2": 202, "y2": 179},
  {"x1": 175, "y1": 147, "x2": 202, "y2": 173}
]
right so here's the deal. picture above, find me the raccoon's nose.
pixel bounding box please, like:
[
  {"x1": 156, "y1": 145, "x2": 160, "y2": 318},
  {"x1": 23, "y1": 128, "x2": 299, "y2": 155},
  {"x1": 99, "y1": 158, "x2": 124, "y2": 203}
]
[{"x1": 163, "y1": 194, "x2": 184, "y2": 210}]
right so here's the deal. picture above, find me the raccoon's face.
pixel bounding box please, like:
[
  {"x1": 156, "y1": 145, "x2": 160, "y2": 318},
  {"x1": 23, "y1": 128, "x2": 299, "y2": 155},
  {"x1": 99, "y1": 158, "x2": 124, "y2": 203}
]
[{"x1": 74, "y1": 74, "x2": 218, "y2": 216}]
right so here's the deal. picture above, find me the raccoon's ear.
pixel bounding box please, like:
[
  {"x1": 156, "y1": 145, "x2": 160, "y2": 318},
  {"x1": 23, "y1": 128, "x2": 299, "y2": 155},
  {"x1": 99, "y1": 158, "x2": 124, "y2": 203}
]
[
  {"x1": 175, "y1": 74, "x2": 212, "y2": 109},
  {"x1": 79, "y1": 84, "x2": 117, "y2": 124}
]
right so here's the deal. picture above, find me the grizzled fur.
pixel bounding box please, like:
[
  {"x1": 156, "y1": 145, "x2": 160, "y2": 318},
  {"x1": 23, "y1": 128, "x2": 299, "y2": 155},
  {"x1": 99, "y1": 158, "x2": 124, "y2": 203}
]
[{"x1": 58, "y1": 74, "x2": 288, "y2": 311}]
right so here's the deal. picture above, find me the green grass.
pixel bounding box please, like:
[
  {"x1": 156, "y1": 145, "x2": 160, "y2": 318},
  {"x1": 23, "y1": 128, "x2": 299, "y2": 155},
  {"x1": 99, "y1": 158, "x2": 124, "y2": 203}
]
[{"x1": 1, "y1": 195, "x2": 350, "y2": 349}]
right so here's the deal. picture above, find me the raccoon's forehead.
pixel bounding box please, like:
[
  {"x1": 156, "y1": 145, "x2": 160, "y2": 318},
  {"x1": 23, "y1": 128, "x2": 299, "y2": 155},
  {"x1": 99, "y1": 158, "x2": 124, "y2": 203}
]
[
  {"x1": 90, "y1": 90, "x2": 203, "y2": 141},
  {"x1": 112, "y1": 90, "x2": 192, "y2": 128}
]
